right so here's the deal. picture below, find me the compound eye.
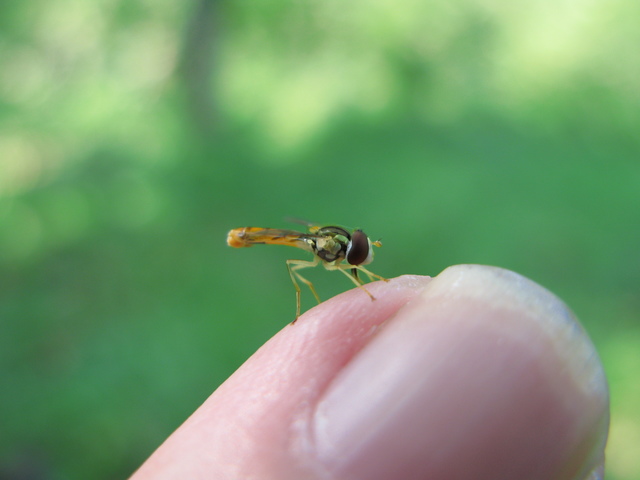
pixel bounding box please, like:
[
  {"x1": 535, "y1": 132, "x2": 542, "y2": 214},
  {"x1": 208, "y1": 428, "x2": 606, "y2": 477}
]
[{"x1": 346, "y1": 230, "x2": 371, "y2": 265}]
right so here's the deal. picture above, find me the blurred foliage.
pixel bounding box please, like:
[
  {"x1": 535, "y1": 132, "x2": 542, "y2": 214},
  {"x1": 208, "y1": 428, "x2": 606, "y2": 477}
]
[{"x1": 0, "y1": 0, "x2": 638, "y2": 478}]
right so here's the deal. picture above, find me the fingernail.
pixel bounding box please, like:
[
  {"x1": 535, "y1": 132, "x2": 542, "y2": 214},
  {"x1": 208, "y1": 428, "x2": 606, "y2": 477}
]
[
  {"x1": 312, "y1": 265, "x2": 609, "y2": 480},
  {"x1": 578, "y1": 462, "x2": 605, "y2": 480}
]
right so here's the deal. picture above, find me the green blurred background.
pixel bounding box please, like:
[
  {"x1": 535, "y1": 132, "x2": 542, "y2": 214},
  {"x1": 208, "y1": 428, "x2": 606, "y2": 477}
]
[{"x1": 1, "y1": 0, "x2": 638, "y2": 478}]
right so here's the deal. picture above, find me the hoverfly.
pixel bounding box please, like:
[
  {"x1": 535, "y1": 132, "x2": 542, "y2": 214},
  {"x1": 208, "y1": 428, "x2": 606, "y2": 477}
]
[{"x1": 226, "y1": 222, "x2": 386, "y2": 322}]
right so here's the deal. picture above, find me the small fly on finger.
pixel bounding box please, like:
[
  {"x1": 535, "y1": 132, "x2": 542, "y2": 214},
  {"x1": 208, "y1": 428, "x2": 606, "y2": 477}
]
[{"x1": 226, "y1": 222, "x2": 387, "y2": 322}]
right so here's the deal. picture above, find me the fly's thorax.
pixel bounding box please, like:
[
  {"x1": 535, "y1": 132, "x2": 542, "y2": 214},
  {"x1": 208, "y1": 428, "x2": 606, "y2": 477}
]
[{"x1": 314, "y1": 235, "x2": 348, "y2": 263}]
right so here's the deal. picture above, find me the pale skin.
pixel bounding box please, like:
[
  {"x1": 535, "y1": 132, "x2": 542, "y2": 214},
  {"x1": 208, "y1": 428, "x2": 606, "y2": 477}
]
[{"x1": 131, "y1": 265, "x2": 609, "y2": 480}]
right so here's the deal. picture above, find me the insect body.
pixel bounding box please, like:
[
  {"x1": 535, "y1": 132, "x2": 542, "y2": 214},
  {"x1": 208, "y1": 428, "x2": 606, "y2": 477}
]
[{"x1": 226, "y1": 224, "x2": 385, "y2": 321}]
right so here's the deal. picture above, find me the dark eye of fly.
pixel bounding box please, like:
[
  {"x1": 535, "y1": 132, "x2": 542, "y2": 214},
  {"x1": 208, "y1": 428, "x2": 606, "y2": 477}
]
[{"x1": 346, "y1": 230, "x2": 369, "y2": 265}]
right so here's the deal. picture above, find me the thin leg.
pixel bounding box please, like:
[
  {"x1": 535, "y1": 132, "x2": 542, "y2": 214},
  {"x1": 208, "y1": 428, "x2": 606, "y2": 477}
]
[
  {"x1": 355, "y1": 265, "x2": 388, "y2": 283},
  {"x1": 328, "y1": 264, "x2": 376, "y2": 300},
  {"x1": 286, "y1": 258, "x2": 321, "y2": 321}
]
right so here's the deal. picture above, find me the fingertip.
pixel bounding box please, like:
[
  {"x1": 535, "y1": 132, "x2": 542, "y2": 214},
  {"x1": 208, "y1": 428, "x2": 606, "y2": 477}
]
[{"x1": 134, "y1": 266, "x2": 609, "y2": 480}]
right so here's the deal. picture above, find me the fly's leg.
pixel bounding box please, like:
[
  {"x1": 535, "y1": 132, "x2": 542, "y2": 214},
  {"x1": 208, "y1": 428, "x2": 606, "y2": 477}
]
[
  {"x1": 326, "y1": 263, "x2": 376, "y2": 301},
  {"x1": 286, "y1": 258, "x2": 321, "y2": 322},
  {"x1": 355, "y1": 265, "x2": 388, "y2": 283}
]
